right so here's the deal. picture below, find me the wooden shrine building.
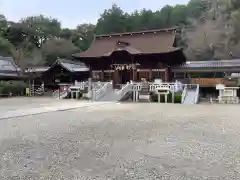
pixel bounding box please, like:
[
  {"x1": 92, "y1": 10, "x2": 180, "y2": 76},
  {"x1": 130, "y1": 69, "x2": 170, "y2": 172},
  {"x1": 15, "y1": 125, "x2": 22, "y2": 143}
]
[
  {"x1": 25, "y1": 58, "x2": 89, "y2": 89},
  {"x1": 172, "y1": 59, "x2": 240, "y2": 87},
  {"x1": 0, "y1": 56, "x2": 25, "y2": 80},
  {"x1": 73, "y1": 28, "x2": 186, "y2": 87}
]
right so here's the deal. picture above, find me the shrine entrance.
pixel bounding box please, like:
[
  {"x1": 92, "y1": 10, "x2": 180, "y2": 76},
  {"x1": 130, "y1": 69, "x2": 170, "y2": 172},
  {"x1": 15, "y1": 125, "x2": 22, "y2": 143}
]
[
  {"x1": 119, "y1": 69, "x2": 132, "y2": 84},
  {"x1": 111, "y1": 63, "x2": 137, "y2": 88}
]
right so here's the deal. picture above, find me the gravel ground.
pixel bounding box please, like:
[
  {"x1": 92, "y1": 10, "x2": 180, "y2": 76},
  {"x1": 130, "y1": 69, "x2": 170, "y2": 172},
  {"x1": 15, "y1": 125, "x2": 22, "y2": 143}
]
[
  {"x1": 0, "y1": 97, "x2": 61, "y2": 112},
  {"x1": 0, "y1": 103, "x2": 240, "y2": 179}
]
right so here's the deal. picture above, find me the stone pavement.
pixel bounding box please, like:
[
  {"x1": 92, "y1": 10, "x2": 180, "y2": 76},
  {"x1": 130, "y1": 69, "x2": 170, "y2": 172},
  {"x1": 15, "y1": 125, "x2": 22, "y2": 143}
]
[{"x1": 0, "y1": 98, "x2": 114, "y2": 120}]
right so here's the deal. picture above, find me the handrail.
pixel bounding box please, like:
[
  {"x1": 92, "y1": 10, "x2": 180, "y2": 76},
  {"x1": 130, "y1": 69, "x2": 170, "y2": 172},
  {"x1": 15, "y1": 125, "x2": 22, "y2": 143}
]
[
  {"x1": 116, "y1": 83, "x2": 133, "y2": 101},
  {"x1": 194, "y1": 84, "x2": 200, "y2": 104},
  {"x1": 97, "y1": 82, "x2": 133, "y2": 101},
  {"x1": 92, "y1": 81, "x2": 112, "y2": 101},
  {"x1": 181, "y1": 84, "x2": 187, "y2": 104}
]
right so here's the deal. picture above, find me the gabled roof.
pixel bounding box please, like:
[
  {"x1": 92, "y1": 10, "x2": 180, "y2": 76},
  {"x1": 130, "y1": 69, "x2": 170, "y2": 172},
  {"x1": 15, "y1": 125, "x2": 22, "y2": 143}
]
[
  {"x1": 47, "y1": 58, "x2": 88, "y2": 73},
  {"x1": 25, "y1": 66, "x2": 49, "y2": 73},
  {"x1": 57, "y1": 59, "x2": 88, "y2": 72},
  {"x1": 0, "y1": 56, "x2": 22, "y2": 77},
  {"x1": 73, "y1": 28, "x2": 179, "y2": 58},
  {"x1": 25, "y1": 59, "x2": 89, "y2": 73},
  {"x1": 172, "y1": 59, "x2": 240, "y2": 70}
]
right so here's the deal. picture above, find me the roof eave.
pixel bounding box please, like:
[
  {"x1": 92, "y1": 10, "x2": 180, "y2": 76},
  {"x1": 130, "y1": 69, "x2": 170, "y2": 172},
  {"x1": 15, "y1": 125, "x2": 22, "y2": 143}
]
[{"x1": 95, "y1": 27, "x2": 178, "y2": 38}]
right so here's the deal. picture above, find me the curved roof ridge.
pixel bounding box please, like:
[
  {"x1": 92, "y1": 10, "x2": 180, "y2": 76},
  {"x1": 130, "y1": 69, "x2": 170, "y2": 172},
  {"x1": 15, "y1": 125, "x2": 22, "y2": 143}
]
[{"x1": 96, "y1": 27, "x2": 177, "y2": 38}]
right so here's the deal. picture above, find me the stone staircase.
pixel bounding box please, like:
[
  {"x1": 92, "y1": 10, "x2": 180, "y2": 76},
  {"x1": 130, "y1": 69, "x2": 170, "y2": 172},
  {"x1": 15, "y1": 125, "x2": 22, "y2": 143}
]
[
  {"x1": 92, "y1": 82, "x2": 133, "y2": 102},
  {"x1": 181, "y1": 84, "x2": 199, "y2": 104},
  {"x1": 53, "y1": 89, "x2": 69, "y2": 99}
]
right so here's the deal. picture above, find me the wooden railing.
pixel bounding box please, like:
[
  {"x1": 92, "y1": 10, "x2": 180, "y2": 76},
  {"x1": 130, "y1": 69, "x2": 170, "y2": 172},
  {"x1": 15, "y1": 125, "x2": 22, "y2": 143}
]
[{"x1": 190, "y1": 78, "x2": 238, "y2": 86}]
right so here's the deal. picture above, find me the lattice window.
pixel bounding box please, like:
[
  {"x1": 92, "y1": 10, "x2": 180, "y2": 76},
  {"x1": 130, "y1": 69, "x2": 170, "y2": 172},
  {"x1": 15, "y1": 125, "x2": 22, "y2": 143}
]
[{"x1": 103, "y1": 72, "x2": 113, "y2": 81}]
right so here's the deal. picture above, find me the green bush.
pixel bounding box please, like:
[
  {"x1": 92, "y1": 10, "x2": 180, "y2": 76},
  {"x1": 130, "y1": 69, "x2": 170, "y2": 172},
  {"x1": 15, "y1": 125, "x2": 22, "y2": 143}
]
[
  {"x1": 0, "y1": 81, "x2": 28, "y2": 97},
  {"x1": 150, "y1": 92, "x2": 182, "y2": 103}
]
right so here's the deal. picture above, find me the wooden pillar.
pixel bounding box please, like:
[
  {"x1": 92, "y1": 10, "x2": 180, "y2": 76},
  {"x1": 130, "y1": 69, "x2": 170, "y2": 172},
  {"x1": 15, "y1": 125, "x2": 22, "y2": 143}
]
[
  {"x1": 113, "y1": 70, "x2": 119, "y2": 88},
  {"x1": 149, "y1": 69, "x2": 152, "y2": 82},
  {"x1": 89, "y1": 65, "x2": 93, "y2": 79},
  {"x1": 101, "y1": 70, "x2": 104, "y2": 81},
  {"x1": 164, "y1": 68, "x2": 169, "y2": 82},
  {"x1": 132, "y1": 68, "x2": 137, "y2": 82}
]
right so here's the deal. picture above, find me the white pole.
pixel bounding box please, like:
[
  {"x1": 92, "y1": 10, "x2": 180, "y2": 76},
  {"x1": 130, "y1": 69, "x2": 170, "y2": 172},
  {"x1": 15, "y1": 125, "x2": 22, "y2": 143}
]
[
  {"x1": 76, "y1": 91, "x2": 79, "y2": 99},
  {"x1": 136, "y1": 91, "x2": 139, "y2": 102},
  {"x1": 133, "y1": 91, "x2": 136, "y2": 102},
  {"x1": 172, "y1": 86, "x2": 174, "y2": 103},
  {"x1": 32, "y1": 79, "x2": 35, "y2": 96}
]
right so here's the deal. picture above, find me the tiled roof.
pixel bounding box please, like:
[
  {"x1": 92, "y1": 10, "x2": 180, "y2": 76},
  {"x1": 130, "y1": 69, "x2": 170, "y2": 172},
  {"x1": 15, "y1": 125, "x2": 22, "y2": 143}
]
[
  {"x1": 0, "y1": 57, "x2": 22, "y2": 77},
  {"x1": 0, "y1": 72, "x2": 20, "y2": 77},
  {"x1": 25, "y1": 59, "x2": 89, "y2": 73},
  {"x1": 58, "y1": 59, "x2": 88, "y2": 72},
  {"x1": 172, "y1": 59, "x2": 240, "y2": 69},
  {"x1": 25, "y1": 67, "x2": 49, "y2": 73},
  {"x1": 73, "y1": 28, "x2": 178, "y2": 58}
]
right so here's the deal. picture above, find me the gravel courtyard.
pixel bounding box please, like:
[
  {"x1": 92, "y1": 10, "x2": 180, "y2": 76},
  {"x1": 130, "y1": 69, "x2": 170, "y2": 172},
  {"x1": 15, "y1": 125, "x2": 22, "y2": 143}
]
[{"x1": 0, "y1": 102, "x2": 240, "y2": 179}]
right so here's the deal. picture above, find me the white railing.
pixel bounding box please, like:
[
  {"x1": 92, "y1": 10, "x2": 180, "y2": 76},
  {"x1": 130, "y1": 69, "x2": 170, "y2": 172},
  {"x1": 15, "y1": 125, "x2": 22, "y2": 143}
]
[
  {"x1": 74, "y1": 81, "x2": 86, "y2": 90},
  {"x1": 131, "y1": 83, "x2": 178, "y2": 93},
  {"x1": 149, "y1": 84, "x2": 173, "y2": 92},
  {"x1": 132, "y1": 83, "x2": 142, "y2": 91},
  {"x1": 194, "y1": 84, "x2": 200, "y2": 104},
  {"x1": 74, "y1": 81, "x2": 107, "y2": 90},
  {"x1": 53, "y1": 90, "x2": 69, "y2": 99},
  {"x1": 115, "y1": 83, "x2": 133, "y2": 101},
  {"x1": 52, "y1": 85, "x2": 70, "y2": 99},
  {"x1": 59, "y1": 91, "x2": 68, "y2": 99},
  {"x1": 181, "y1": 85, "x2": 187, "y2": 104},
  {"x1": 181, "y1": 84, "x2": 199, "y2": 104},
  {"x1": 92, "y1": 81, "x2": 113, "y2": 101},
  {"x1": 91, "y1": 81, "x2": 106, "y2": 90}
]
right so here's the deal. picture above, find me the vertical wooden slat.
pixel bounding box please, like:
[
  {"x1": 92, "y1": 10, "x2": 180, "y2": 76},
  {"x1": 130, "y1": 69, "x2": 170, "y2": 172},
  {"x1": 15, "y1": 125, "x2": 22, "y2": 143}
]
[
  {"x1": 164, "y1": 68, "x2": 169, "y2": 82},
  {"x1": 133, "y1": 68, "x2": 137, "y2": 81},
  {"x1": 149, "y1": 69, "x2": 152, "y2": 81},
  {"x1": 101, "y1": 70, "x2": 104, "y2": 81}
]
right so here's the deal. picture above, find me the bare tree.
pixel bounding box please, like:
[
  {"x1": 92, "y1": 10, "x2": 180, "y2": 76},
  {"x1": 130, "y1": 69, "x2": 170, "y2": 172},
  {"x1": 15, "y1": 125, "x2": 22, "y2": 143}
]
[{"x1": 183, "y1": 0, "x2": 235, "y2": 60}]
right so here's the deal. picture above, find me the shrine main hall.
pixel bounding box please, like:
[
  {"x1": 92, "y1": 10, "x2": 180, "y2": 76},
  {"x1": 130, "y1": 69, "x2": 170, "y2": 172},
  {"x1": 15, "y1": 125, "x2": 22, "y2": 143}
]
[{"x1": 73, "y1": 28, "x2": 186, "y2": 87}]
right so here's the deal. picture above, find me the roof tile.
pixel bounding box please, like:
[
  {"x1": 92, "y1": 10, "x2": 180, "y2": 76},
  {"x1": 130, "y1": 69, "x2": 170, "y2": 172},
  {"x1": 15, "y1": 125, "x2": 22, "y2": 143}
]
[
  {"x1": 172, "y1": 59, "x2": 240, "y2": 69},
  {"x1": 74, "y1": 28, "x2": 178, "y2": 57}
]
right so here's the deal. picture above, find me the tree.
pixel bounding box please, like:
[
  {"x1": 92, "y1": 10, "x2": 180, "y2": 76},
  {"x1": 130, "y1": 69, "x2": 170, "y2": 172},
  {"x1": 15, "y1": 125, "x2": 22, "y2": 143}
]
[
  {"x1": 4, "y1": 23, "x2": 37, "y2": 68},
  {"x1": 20, "y1": 15, "x2": 61, "y2": 47},
  {"x1": 59, "y1": 28, "x2": 73, "y2": 40},
  {"x1": 0, "y1": 14, "x2": 7, "y2": 36},
  {"x1": 41, "y1": 39, "x2": 80, "y2": 65},
  {"x1": 95, "y1": 4, "x2": 128, "y2": 34},
  {"x1": 73, "y1": 24, "x2": 95, "y2": 51},
  {"x1": 0, "y1": 36, "x2": 15, "y2": 57},
  {"x1": 1, "y1": 0, "x2": 240, "y2": 64}
]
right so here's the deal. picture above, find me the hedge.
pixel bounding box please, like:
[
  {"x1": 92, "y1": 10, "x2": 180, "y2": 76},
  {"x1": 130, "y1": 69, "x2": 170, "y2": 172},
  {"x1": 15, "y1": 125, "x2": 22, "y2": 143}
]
[
  {"x1": 0, "y1": 81, "x2": 28, "y2": 97},
  {"x1": 150, "y1": 92, "x2": 182, "y2": 103}
]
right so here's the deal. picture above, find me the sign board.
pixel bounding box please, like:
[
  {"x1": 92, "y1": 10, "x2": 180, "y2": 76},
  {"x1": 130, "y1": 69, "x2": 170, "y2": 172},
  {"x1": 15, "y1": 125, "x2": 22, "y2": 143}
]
[
  {"x1": 154, "y1": 79, "x2": 162, "y2": 84},
  {"x1": 216, "y1": 84, "x2": 225, "y2": 90}
]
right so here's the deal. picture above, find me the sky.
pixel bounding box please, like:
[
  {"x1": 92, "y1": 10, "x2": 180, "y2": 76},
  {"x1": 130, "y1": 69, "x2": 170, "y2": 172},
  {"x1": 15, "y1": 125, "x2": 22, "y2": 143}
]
[{"x1": 0, "y1": 0, "x2": 189, "y2": 28}]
